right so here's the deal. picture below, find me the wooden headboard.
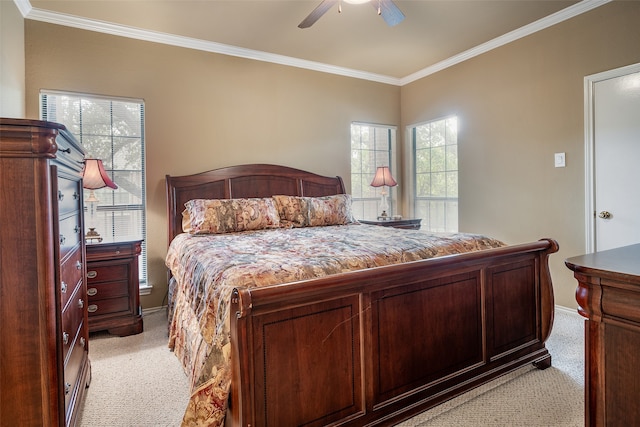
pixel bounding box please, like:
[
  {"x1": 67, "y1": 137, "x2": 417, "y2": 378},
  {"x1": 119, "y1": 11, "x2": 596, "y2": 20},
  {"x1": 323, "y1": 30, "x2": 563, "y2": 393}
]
[{"x1": 165, "y1": 163, "x2": 346, "y2": 245}]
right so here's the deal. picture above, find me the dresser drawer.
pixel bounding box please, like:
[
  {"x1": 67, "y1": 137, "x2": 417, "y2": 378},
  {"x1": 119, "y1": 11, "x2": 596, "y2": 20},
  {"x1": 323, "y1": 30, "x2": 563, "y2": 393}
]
[
  {"x1": 87, "y1": 279, "x2": 128, "y2": 301},
  {"x1": 57, "y1": 176, "x2": 82, "y2": 217},
  {"x1": 63, "y1": 320, "x2": 87, "y2": 413},
  {"x1": 55, "y1": 129, "x2": 85, "y2": 172},
  {"x1": 59, "y1": 213, "x2": 82, "y2": 258},
  {"x1": 86, "y1": 263, "x2": 128, "y2": 284},
  {"x1": 61, "y1": 283, "x2": 85, "y2": 365},
  {"x1": 60, "y1": 248, "x2": 83, "y2": 310},
  {"x1": 87, "y1": 296, "x2": 130, "y2": 317}
]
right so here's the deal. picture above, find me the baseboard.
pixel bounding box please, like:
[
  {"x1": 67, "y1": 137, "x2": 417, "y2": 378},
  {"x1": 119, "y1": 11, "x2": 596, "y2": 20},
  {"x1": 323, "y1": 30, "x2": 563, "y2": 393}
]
[
  {"x1": 555, "y1": 304, "x2": 580, "y2": 317},
  {"x1": 142, "y1": 305, "x2": 167, "y2": 315}
]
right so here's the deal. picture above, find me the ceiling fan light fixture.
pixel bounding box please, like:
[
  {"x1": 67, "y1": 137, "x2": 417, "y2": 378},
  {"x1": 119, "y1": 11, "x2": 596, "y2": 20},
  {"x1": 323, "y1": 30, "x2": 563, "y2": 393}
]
[{"x1": 299, "y1": 0, "x2": 403, "y2": 29}]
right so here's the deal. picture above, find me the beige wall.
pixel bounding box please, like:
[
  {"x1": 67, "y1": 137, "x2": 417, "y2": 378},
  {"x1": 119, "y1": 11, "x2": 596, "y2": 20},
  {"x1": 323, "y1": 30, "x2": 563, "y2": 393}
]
[
  {"x1": 1, "y1": 0, "x2": 25, "y2": 118},
  {"x1": 24, "y1": 21, "x2": 400, "y2": 308},
  {"x1": 401, "y1": 1, "x2": 640, "y2": 309},
  {"x1": 23, "y1": 1, "x2": 640, "y2": 310}
]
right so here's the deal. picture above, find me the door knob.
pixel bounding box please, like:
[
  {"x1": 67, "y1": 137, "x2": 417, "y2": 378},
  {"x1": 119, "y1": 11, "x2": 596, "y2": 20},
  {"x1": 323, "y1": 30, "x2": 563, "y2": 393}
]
[{"x1": 598, "y1": 211, "x2": 612, "y2": 219}]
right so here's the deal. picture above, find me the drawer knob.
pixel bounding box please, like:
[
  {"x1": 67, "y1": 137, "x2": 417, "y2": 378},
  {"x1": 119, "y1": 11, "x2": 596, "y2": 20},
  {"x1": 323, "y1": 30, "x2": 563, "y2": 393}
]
[
  {"x1": 60, "y1": 235, "x2": 66, "y2": 245},
  {"x1": 61, "y1": 281, "x2": 68, "y2": 294},
  {"x1": 76, "y1": 260, "x2": 82, "y2": 270},
  {"x1": 73, "y1": 191, "x2": 80, "y2": 200},
  {"x1": 87, "y1": 287, "x2": 98, "y2": 296},
  {"x1": 87, "y1": 270, "x2": 97, "y2": 279},
  {"x1": 78, "y1": 299, "x2": 84, "y2": 309},
  {"x1": 63, "y1": 332, "x2": 69, "y2": 345},
  {"x1": 88, "y1": 304, "x2": 98, "y2": 313},
  {"x1": 65, "y1": 382, "x2": 71, "y2": 395},
  {"x1": 58, "y1": 190, "x2": 64, "y2": 201},
  {"x1": 74, "y1": 225, "x2": 81, "y2": 234},
  {"x1": 80, "y1": 337, "x2": 86, "y2": 348}
]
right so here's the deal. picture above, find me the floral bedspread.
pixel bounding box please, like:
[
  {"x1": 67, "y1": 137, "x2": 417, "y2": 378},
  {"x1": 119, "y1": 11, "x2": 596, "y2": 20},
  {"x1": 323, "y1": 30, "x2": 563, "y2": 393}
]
[{"x1": 165, "y1": 223, "x2": 505, "y2": 426}]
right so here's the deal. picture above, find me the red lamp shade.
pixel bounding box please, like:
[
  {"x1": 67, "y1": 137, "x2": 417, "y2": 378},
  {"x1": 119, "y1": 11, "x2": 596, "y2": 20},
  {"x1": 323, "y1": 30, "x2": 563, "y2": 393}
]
[
  {"x1": 82, "y1": 159, "x2": 117, "y2": 190},
  {"x1": 370, "y1": 166, "x2": 397, "y2": 188}
]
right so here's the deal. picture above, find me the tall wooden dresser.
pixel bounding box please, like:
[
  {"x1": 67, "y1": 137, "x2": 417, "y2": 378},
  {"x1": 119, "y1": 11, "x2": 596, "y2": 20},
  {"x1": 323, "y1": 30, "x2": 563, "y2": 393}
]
[{"x1": 0, "y1": 118, "x2": 91, "y2": 427}]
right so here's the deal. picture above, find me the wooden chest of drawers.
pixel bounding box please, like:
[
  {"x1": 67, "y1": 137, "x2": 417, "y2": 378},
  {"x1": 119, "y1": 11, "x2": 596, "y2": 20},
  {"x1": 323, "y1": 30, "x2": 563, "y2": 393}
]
[
  {"x1": 566, "y1": 245, "x2": 640, "y2": 427},
  {"x1": 0, "y1": 118, "x2": 90, "y2": 427},
  {"x1": 86, "y1": 240, "x2": 144, "y2": 336}
]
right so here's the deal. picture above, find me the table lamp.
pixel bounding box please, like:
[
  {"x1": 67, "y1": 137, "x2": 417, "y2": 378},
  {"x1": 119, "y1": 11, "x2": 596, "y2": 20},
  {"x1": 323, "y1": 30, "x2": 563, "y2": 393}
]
[
  {"x1": 370, "y1": 166, "x2": 397, "y2": 219},
  {"x1": 83, "y1": 158, "x2": 117, "y2": 242}
]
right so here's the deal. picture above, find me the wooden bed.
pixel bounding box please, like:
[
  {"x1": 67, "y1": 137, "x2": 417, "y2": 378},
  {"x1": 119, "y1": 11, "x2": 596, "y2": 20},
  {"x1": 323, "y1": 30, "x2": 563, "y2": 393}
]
[{"x1": 165, "y1": 163, "x2": 559, "y2": 427}]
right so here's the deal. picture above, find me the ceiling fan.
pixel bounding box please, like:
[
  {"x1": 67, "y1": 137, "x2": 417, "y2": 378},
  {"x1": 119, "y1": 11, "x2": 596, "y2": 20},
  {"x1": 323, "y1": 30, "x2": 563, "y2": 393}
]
[{"x1": 298, "y1": 0, "x2": 405, "y2": 29}]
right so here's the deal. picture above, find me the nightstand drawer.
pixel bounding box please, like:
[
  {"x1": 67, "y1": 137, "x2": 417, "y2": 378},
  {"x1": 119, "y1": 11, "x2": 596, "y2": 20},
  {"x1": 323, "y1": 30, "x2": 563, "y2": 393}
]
[
  {"x1": 87, "y1": 296, "x2": 130, "y2": 316},
  {"x1": 87, "y1": 280, "x2": 128, "y2": 301},
  {"x1": 86, "y1": 264, "x2": 128, "y2": 284},
  {"x1": 86, "y1": 242, "x2": 140, "y2": 261}
]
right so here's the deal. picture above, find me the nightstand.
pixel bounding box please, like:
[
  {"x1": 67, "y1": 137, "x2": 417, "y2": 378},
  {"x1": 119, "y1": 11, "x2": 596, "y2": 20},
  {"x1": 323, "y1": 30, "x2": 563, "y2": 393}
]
[
  {"x1": 85, "y1": 239, "x2": 144, "y2": 336},
  {"x1": 359, "y1": 218, "x2": 422, "y2": 230}
]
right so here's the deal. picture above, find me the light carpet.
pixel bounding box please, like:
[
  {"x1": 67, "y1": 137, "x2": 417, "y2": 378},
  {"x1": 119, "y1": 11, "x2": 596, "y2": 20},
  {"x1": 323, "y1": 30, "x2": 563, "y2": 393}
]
[{"x1": 79, "y1": 307, "x2": 584, "y2": 426}]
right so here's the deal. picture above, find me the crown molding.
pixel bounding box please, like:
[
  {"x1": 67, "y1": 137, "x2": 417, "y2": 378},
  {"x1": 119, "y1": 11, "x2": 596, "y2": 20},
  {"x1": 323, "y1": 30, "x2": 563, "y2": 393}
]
[
  {"x1": 400, "y1": 0, "x2": 611, "y2": 85},
  {"x1": 13, "y1": 0, "x2": 31, "y2": 17},
  {"x1": 16, "y1": 0, "x2": 610, "y2": 87},
  {"x1": 17, "y1": 1, "x2": 401, "y2": 86}
]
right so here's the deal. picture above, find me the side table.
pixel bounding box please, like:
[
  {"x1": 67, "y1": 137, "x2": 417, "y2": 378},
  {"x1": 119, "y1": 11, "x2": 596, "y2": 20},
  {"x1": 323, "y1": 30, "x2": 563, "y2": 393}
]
[
  {"x1": 359, "y1": 218, "x2": 422, "y2": 230},
  {"x1": 85, "y1": 239, "x2": 144, "y2": 336}
]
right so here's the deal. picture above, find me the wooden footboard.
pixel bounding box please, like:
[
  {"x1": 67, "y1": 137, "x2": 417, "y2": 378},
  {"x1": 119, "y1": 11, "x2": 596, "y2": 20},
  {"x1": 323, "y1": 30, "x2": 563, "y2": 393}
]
[{"x1": 228, "y1": 238, "x2": 558, "y2": 426}]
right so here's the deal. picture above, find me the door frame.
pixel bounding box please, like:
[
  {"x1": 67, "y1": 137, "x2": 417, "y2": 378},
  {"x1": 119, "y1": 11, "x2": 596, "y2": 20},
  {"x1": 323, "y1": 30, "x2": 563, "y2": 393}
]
[{"x1": 583, "y1": 62, "x2": 640, "y2": 252}]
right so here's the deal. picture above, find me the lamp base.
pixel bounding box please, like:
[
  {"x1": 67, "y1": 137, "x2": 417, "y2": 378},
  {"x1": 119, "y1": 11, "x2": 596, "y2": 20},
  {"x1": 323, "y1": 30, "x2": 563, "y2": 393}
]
[
  {"x1": 377, "y1": 210, "x2": 389, "y2": 220},
  {"x1": 378, "y1": 191, "x2": 391, "y2": 221},
  {"x1": 85, "y1": 227, "x2": 103, "y2": 243}
]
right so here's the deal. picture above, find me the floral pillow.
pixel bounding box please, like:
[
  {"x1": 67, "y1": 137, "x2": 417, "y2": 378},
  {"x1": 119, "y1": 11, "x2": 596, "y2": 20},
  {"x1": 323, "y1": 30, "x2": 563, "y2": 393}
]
[
  {"x1": 272, "y1": 195, "x2": 308, "y2": 227},
  {"x1": 182, "y1": 208, "x2": 193, "y2": 233},
  {"x1": 272, "y1": 194, "x2": 357, "y2": 227},
  {"x1": 183, "y1": 198, "x2": 281, "y2": 234}
]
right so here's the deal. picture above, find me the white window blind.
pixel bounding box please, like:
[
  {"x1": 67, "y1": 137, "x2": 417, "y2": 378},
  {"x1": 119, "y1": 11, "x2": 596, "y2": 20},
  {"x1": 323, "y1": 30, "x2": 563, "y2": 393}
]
[{"x1": 41, "y1": 91, "x2": 148, "y2": 287}]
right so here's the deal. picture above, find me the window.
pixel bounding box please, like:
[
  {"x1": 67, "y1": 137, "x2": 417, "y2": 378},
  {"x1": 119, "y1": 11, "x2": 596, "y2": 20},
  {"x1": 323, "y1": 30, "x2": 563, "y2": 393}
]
[
  {"x1": 350, "y1": 123, "x2": 397, "y2": 220},
  {"x1": 410, "y1": 116, "x2": 458, "y2": 232},
  {"x1": 41, "y1": 91, "x2": 148, "y2": 290}
]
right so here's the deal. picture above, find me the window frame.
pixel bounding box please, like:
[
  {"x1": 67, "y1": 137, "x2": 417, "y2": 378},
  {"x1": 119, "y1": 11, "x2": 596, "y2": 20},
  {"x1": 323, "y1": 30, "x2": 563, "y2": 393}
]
[
  {"x1": 350, "y1": 122, "x2": 398, "y2": 221},
  {"x1": 407, "y1": 115, "x2": 459, "y2": 232},
  {"x1": 40, "y1": 90, "x2": 149, "y2": 293}
]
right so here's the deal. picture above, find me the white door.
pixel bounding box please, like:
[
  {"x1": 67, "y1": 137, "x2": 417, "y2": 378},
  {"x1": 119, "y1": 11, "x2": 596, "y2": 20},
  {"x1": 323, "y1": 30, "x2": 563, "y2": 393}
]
[{"x1": 586, "y1": 64, "x2": 640, "y2": 252}]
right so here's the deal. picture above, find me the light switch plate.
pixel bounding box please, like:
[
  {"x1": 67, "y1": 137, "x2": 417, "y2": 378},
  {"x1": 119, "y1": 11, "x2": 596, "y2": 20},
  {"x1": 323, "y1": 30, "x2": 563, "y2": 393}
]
[{"x1": 554, "y1": 152, "x2": 566, "y2": 168}]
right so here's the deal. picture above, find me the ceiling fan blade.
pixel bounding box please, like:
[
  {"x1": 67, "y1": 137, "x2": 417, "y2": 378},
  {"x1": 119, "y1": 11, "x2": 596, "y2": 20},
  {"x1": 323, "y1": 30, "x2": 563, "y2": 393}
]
[
  {"x1": 298, "y1": 0, "x2": 339, "y2": 29},
  {"x1": 372, "y1": 0, "x2": 405, "y2": 27}
]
